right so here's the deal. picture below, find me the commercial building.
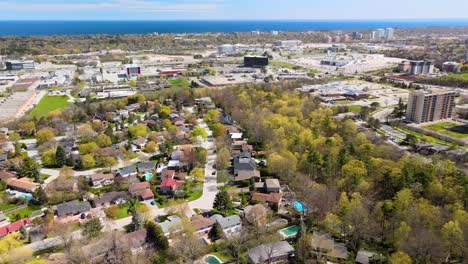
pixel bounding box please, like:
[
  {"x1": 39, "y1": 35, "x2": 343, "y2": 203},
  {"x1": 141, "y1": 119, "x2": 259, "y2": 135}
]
[
  {"x1": 352, "y1": 32, "x2": 363, "y2": 40},
  {"x1": 273, "y1": 40, "x2": 302, "y2": 47},
  {"x1": 406, "y1": 88, "x2": 456, "y2": 123},
  {"x1": 218, "y1": 44, "x2": 236, "y2": 54},
  {"x1": 124, "y1": 64, "x2": 141, "y2": 79},
  {"x1": 384, "y1": 28, "x2": 395, "y2": 40},
  {"x1": 244, "y1": 56, "x2": 269, "y2": 67},
  {"x1": 5, "y1": 60, "x2": 35, "y2": 71},
  {"x1": 409, "y1": 60, "x2": 434, "y2": 75}
]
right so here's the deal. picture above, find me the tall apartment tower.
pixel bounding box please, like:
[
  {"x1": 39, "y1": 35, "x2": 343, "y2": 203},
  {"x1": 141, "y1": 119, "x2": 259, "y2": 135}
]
[
  {"x1": 406, "y1": 89, "x2": 456, "y2": 123},
  {"x1": 384, "y1": 28, "x2": 394, "y2": 39}
]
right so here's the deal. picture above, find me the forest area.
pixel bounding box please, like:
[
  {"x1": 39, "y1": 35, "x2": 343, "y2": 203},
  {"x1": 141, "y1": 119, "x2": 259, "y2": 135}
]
[{"x1": 202, "y1": 83, "x2": 468, "y2": 263}]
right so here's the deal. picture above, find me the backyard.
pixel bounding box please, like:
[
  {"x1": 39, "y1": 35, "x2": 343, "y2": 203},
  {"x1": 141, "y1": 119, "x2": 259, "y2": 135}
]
[{"x1": 28, "y1": 95, "x2": 69, "y2": 118}]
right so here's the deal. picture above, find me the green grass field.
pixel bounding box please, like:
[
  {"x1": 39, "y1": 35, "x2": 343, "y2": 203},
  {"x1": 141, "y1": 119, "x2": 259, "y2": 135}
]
[
  {"x1": 442, "y1": 73, "x2": 468, "y2": 81},
  {"x1": 394, "y1": 127, "x2": 458, "y2": 146},
  {"x1": 271, "y1": 60, "x2": 320, "y2": 74},
  {"x1": 28, "y1": 95, "x2": 69, "y2": 118},
  {"x1": 6, "y1": 204, "x2": 42, "y2": 219},
  {"x1": 169, "y1": 79, "x2": 190, "y2": 88},
  {"x1": 423, "y1": 122, "x2": 468, "y2": 139}
]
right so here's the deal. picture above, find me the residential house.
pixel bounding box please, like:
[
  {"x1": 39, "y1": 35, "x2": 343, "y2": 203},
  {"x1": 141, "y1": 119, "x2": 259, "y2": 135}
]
[
  {"x1": 0, "y1": 218, "x2": 32, "y2": 238},
  {"x1": 137, "y1": 162, "x2": 155, "y2": 174},
  {"x1": 247, "y1": 241, "x2": 295, "y2": 264},
  {"x1": 158, "y1": 178, "x2": 183, "y2": 195},
  {"x1": 190, "y1": 215, "x2": 215, "y2": 236},
  {"x1": 251, "y1": 192, "x2": 283, "y2": 209},
  {"x1": 220, "y1": 113, "x2": 233, "y2": 125},
  {"x1": 56, "y1": 200, "x2": 91, "y2": 218},
  {"x1": 117, "y1": 164, "x2": 138, "y2": 178},
  {"x1": 0, "y1": 171, "x2": 15, "y2": 181},
  {"x1": 7, "y1": 178, "x2": 39, "y2": 193},
  {"x1": 90, "y1": 173, "x2": 115, "y2": 188},
  {"x1": 116, "y1": 109, "x2": 129, "y2": 119},
  {"x1": 125, "y1": 103, "x2": 141, "y2": 112},
  {"x1": 209, "y1": 214, "x2": 242, "y2": 237},
  {"x1": 132, "y1": 137, "x2": 147, "y2": 151},
  {"x1": 309, "y1": 232, "x2": 349, "y2": 262},
  {"x1": 234, "y1": 170, "x2": 260, "y2": 183},
  {"x1": 94, "y1": 191, "x2": 129, "y2": 207},
  {"x1": 255, "y1": 179, "x2": 280, "y2": 193},
  {"x1": 356, "y1": 250, "x2": 377, "y2": 264},
  {"x1": 233, "y1": 151, "x2": 256, "y2": 175},
  {"x1": 129, "y1": 182, "x2": 154, "y2": 201},
  {"x1": 160, "y1": 168, "x2": 176, "y2": 180},
  {"x1": 174, "y1": 171, "x2": 187, "y2": 181},
  {"x1": 94, "y1": 147, "x2": 122, "y2": 159},
  {"x1": 158, "y1": 215, "x2": 182, "y2": 237},
  {"x1": 123, "y1": 229, "x2": 148, "y2": 254}
]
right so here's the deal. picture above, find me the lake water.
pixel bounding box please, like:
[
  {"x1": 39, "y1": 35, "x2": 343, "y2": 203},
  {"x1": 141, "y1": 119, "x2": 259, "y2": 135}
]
[{"x1": 2, "y1": 20, "x2": 468, "y2": 36}]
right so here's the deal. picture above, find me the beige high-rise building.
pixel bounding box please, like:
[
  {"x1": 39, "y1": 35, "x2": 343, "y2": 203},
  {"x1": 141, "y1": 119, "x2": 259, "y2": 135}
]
[{"x1": 406, "y1": 88, "x2": 455, "y2": 123}]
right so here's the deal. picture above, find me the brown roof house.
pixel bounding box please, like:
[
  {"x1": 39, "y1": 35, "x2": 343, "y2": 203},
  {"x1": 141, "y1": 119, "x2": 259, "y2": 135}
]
[
  {"x1": 90, "y1": 173, "x2": 115, "y2": 188},
  {"x1": 7, "y1": 178, "x2": 39, "y2": 193},
  {"x1": 251, "y1": 192, "x2": 283, "y2": 209},
  {"x1": 129, "y1": 182, "x2": 154, "y2": 201},
  {"x1": 190, "y1": 215, "x2": 215, "y2": 236},
  {"x1": 0, "y1": 171, "x2": 16, "y2": 181}
]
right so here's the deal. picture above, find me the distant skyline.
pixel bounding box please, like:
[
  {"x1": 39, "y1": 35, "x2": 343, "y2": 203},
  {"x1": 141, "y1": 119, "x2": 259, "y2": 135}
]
[{"x1": 2, "y1": 0, "x2": 468, "y2": 21}]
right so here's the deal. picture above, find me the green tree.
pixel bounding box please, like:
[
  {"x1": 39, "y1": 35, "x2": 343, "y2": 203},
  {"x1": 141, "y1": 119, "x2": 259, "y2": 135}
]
[
  {"x1": 213, "y1": 189, "x2": 232, "y2": 215},
  {"x1": 79, "y1": 142, "x2": 99, "y2": 154},
  {"x1": 389, "y1": 251, "x2": 412, "y2": 264},
  {"x1": 55, "y1": 145, "x2": 67, "y2": 167},
  {"x1": 36, "y1": 128, "x2": 55, "y2": 145},
  {"x1": 32, "y1": 186, "x2": 47, "y2": 205},
  {"x1": 441, "y1": 220, "x2": 464, "y2": 260},
  {"x1": 41, "y1": 149, "x2": 56, "y2": 168},
  {"x1": 128, "y1": 199, "x2": 144, "y2": 232},
  {"x1": 82, "y1": 154, "x2": 96, "y2": 169},
  {"x1": 19, "y1": 156, "x2": 40, "y2": 182},
  {"x1": 82, "y1": 218, "x2": 103, "y2": 239},
  {"x1": 128, "y1": 124, "x2": 149, "y2": 139},
  {"x1": 216, "y1": 147, "x2": 231, "y2": 171},
  {"x1": 96, "y1": 134, "x2": 112, "y2": 148},
  {"x1": 100, "y1": 156, "x2": 118, "y2": 171},
  {"x1": 192, "y1": 127, "x2": 208, "y2": 140},
  {"x1": 208, "y1": 222, "x2": 225, "y2": 240},
  {"x1": 145, "y1": 221, "x2": 169, "y2": 250}
]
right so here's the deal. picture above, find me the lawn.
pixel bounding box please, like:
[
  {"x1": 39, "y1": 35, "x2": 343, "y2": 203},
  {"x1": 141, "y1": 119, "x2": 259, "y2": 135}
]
[
  {"x1": 104, "y1": 202, "x2": 144, "y2": 220},
  {"x1": 28, "y1": 95, "x2": 69, "y2": 118},
  {"x1": 0, "y1": 203, "x2": 18, "y2": 211},
  {"x1": 6, "y1": 204, "x2": 42, "y2": 219},
  {"x1": 394, "y1": 127, "x2": 458, "y2": 146},
  {"x1": 169, "y1": 79, "x2": 190, "y2": 88},
  {"x1": 212, "y1": 251, "x2": 234, "y2": 262},
  {"x1": 423, "y1": 122, "x2": 468, "y2": 139},
  {"x1": 271, "y1": 60, "x2": 320, "y2": 74},
  {"x1": 443, "y1": 72, "x2": 468, "y2": 81},
  {"x1": 39, "y1": 173, "x2": 51, "y2": 183}
]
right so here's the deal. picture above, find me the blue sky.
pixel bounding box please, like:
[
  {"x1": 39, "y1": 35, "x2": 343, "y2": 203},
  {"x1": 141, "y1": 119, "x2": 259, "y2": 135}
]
[{"x1": 2, "y1": 0, "x2": 468, "y2": 20}]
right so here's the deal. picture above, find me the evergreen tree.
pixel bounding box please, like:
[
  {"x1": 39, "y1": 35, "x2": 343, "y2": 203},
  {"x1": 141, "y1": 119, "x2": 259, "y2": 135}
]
[
  {"x1": 19, "y1": 156, "x2": 40, "y2": 183},
  {"x1": 128, "y1": 199, "x2": 144, "y2": 231},
  {"x1": 208, "y1": 222, "x2": 225, "y2": 241},
  {"x1": 55, "y1": 145, "x2": 66, "y2": 168},
  {"x1": 82, "y1": 218, "x2": 103, "y2": 239},
  {"x1": 32, "y1": 186, "x2": 47, "y2": 205},
  {"x1": 145, "y1": 221, "x2": 169, "y2": 250},
  {"x1": 213, "y1": 189, "x2": 232, "y2": 215}
]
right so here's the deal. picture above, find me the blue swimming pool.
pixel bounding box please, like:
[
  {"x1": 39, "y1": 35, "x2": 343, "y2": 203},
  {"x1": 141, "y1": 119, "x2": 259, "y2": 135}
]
[
  {"x1": 293, "y1": 201, "x2": 307, "y2": 213},
  {"x1": 145, "y1": 173, "x2": 154, "y2": 180},
  {"x1": 205, "y1": 255, "x2": 222, "y2": 264}
]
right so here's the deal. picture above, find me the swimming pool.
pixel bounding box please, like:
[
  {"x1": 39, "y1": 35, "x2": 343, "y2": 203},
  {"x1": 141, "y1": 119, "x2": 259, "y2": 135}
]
[
  {"x1": 278, "y1": 225, "x2": 299, "y2": 238},
  {"x1": 293, "y1": 200, "x2": 307, "y2": 213},
  {"x1": 205, "y1": 255, "x2": 222, "y2": 264},
  {"x1": 145, "y1": 173, "x2": 153, "y2": 180}
]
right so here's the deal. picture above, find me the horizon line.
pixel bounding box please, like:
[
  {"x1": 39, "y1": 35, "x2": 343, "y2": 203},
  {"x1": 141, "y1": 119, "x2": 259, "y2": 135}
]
[{"x1": 2, "y1": 18, "x2": 468, "y2": 22}]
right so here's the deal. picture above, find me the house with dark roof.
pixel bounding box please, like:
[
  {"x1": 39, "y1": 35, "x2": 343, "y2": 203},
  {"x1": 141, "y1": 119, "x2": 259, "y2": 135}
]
[
  {"x1": 56, "y1": 200, "x2": 91, "y2": 218},
  {"x1": 255, "y1": 179, "x2": 280, "y2": 193},
  {"x1": 137, "y1": 162, "x2": 155, "y2": 174},
  {"x1": 233, "y1": 151, "x2": 257, "y2": 175},
  {"x1": 117, "y1": 164, "x2": 138, "y2": 178},
  {"x1": 247, "y1": 241, "x2": 295, "y2": 264},
  {"x1": 209, "y1": 214, "x2": 242, "y2": 237},
  {"x1": 220, "y1": 113, "x2": 233, "y2": 125},
  {"x1": 94, "y1": 191, "x2": 129, "y2": 207},
  {"x1": 158, "y1": 178, "x2": 184, "y2": 195}
]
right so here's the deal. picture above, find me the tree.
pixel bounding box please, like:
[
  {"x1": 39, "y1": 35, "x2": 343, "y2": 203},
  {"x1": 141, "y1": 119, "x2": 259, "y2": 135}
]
[
  {"x1": 211, "y1": 123, "x2": 225, "y2": 138},
  {"x1": 216, "y1": 147, "x2": 231, "y2": 171},
  {"x1": 95, "y1": 134, "x2": 112, "y2": 148},
  {"x1": 213, "y1": 189, "x2": 232, "y2": 215},
  {"x1": 19, "y1": 121, "x2": 35, "y2": 136},
  {"x1": 441, "y1": 220, "x2": 464, "y2": 260},
  {"x1": 389, "y1": 251, "x2": 412, "y2": 264},
  {"x1": 82, "y1": 218, "x2": 103, "y2": 239},
  {"x1": 55, "y1": 145, "x2": 67, "y2": 167},
  {"x1": 208, "y1": 222, "x2": 225, "y2": 241},
  {"x1": 100, "y1": 156, "x2": 118, "y2": 171},
  {"x1": 19, "y1": 156, "x2": 40, "y2": 182},
  {"x1": 32, "y1": 186, "x2": 47, "y2": 205},
  {"x1": 36, "y1": 128, "x2": 55, "y2": 145},
  {"x1": 144, "y1": 141, "x2": 158, "y2": 153},
  {"x1": 128, "y1": 199, "x2": 144, "y2": 232},
  {"x1": 128, "y1": 124, "x2": 149, "y2": 139},
  {"x1": 78, "y1": 142, "x2": 99, "y2": 154},
  {"x1": 41, "y1": 149, "x2": 56, "y2": 167},
  {"x1": 192, "y1": 127, "x2": 208, "y2": 140},
  {"x1": 81, "y1": 154, "x2": 96, "y2": 169},
  {"x1": 189, "y1": 168, "x2": 205, "y2": 182},
  {"x1": 145, "y1": 221, "x2": 169, "y2": 251}
]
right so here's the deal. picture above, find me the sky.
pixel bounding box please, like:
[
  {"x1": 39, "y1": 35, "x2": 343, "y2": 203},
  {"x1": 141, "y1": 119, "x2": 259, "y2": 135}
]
[{"x1": 1, "y1": 0, "x2": 468, "y2": 21}]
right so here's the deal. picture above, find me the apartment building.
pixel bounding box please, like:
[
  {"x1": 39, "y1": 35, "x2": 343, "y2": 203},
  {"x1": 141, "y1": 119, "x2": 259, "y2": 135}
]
[{"x1": 406, "y1": 88, "x2": 456, "y2": 123}]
